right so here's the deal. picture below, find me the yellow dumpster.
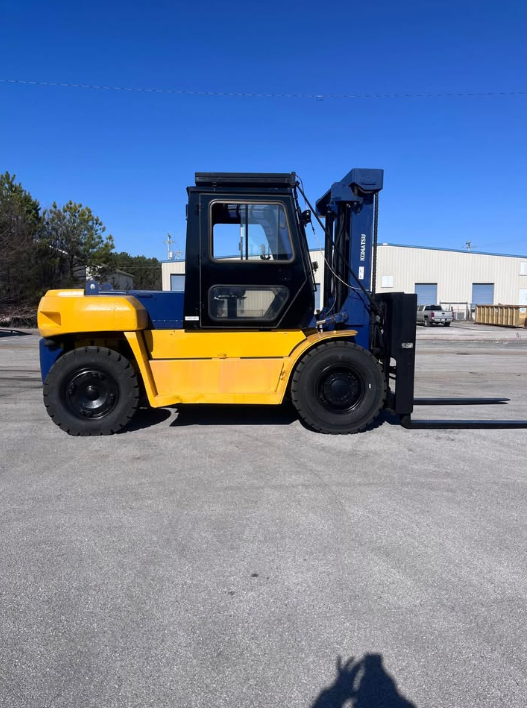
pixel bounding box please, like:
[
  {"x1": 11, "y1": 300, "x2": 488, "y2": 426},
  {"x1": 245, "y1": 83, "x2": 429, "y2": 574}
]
[{"x1": 475, "y1": 305, "x2": 527, "y2": 327}]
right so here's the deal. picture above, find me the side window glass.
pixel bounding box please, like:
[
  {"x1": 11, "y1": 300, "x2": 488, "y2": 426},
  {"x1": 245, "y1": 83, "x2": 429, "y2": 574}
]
[
  {"x1": 211, "y1": 203, "x2": 293, "y2": 261},
  {"x1": 209, "y1": 285, "x2": 289, "y2": 321}
]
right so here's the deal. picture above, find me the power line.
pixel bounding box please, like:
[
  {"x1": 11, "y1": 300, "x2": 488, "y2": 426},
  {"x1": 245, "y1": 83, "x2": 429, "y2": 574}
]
[{"x1": 1, "y1": 78, "x2": 526, "y2": 100}]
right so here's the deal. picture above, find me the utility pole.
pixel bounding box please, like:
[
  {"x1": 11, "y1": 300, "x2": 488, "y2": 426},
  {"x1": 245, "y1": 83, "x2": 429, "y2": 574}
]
[{"x1": 164, "y1": 233, "x2": 174, "y2": 260}]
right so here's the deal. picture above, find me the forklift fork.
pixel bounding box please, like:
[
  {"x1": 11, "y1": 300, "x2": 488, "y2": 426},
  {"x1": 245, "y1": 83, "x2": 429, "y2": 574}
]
[
  {"x1": 378, "y1": 292, "x2": 527, "y2": 431},
  {"x1": 402, "y1": 397, "x2": 527, "y2": 429}
]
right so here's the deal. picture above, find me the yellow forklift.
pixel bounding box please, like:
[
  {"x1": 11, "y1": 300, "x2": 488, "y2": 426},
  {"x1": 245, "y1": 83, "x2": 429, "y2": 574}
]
[{"x1": 37, "y1": 169, "x2": 527, "y2": 435}]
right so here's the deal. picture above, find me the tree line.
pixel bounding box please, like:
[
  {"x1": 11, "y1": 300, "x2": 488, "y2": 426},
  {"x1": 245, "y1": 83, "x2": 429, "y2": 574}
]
[{"x1": 0, "y1": 172, "x2": 162, "y2": 316}]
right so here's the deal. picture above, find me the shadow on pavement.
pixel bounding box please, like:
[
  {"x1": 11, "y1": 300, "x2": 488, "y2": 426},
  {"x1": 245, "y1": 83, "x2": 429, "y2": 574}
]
[
  {"x1": 373, "y1": 410, "x2": 401, "y2": 428},
  {"x1": 120, "y1": 406, "x2": 173, "y2": 433},
  {"x1": 170, "y1": 402, "x2": 297, "y2": 427},
  {"x1": 0, "y1": 329, "x2": 33, "y2": 338},
  {"x1": 312, "y1": 654, "x2": 417, "y2": 708},
  {"x1": 122, "y1": 404, "x2": 397, "y2": 433}
]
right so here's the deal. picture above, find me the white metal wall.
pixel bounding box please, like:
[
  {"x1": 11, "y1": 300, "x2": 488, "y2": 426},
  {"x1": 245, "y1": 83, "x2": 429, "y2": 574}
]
[
  {"x1": 162, "y1": 247, "x2": 527, "y2": 306},
  {"x1": 375, "y1": 246, "x2": 527, "y2": 305},
  {"x1": 162, "y1": 260, "x2": 185, "y2": 290}
]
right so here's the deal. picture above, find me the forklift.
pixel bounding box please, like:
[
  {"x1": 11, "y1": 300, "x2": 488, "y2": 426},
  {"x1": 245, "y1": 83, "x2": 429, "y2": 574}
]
[{"x1": 37, "y1": 169, "x2": 527, "y2": 435}]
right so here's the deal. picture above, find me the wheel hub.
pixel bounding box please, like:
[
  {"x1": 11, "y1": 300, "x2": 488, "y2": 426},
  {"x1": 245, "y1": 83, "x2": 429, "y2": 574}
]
[
  {"x1": 317, "y1": 367, "x2": 364, "y2": 412},
  {"x1": 64, "y1": 368, "x2": 119, "y2": 419},
  {"x1": 85, "y1": 385, "x2": 99, "y2": 401}
]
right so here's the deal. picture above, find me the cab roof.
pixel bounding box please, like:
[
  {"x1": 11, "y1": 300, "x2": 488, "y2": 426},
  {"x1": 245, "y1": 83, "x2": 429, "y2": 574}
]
[{"x1": 195, "y1": 172, "x2": 296, "y2": 188}]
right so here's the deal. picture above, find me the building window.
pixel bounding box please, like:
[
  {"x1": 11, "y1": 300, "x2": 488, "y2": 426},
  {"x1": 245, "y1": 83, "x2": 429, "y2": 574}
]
[
  {"x1": 210, "y1": 202, "x2": 293, "y2": 262},
  {"x1": 208, "y1": 285, "x2": 289, "y2": 321},
  {"x1": 170, "y1": 274, "x2": 185, "y2": 292},
  {"x1": 381, "y1": 275, "x2": 394, "y2": 288},
  {"x1": 520, "y1": 262, "x2": 527, "y2": 275}
]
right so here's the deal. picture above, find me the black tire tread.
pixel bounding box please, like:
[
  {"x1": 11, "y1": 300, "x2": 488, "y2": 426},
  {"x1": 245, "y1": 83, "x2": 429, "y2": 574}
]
[
  {"x1": 290, "y1": 340, "x2": 386, "y2": 434},
  {"x1": 43, "y1": 346, "x2": 140, "y2": 436}
]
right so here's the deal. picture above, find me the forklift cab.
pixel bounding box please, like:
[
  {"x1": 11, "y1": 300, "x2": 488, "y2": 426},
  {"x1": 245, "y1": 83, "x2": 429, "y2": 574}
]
[{"x1": 183, "y1": 173, "x2": 316, "y2": 330}]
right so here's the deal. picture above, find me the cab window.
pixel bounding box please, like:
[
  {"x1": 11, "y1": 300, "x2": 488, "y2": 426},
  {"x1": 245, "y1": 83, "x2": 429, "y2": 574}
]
[
  {"x1": 209, "y1": 285, "x2": 289, "y2": 321},
  {"x1": 211, "y1": 202, "x2": 293, "y2": 262}
]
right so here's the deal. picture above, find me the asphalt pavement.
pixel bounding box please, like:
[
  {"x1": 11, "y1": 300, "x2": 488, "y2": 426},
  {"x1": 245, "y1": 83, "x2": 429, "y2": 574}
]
[{"x1": 1, "y1": 325, "x2": 526, "y2": 708}]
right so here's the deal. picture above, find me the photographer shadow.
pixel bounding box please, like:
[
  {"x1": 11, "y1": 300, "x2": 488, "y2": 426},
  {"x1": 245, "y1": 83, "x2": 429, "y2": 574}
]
[{"x1": 312, "y1": 654, "x2": 417, "y2": 708}]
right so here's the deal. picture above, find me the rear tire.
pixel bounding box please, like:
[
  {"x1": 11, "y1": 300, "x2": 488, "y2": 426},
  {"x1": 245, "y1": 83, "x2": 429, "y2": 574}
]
[
  {"x1": 290, "y1": 341, "x2": 386, "y2": 434},
  {"x1": 444, "y1": 321, "x2": 451, "y2": 327},
  {"x1": 43, "y1": 346, "x2": 140, "y2": 436},
  {"x1": 424, "y1": 318, "x2": 430, "y2": 327}
]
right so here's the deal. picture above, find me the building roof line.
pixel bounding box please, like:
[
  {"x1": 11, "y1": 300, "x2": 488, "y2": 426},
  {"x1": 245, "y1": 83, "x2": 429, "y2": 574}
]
[
  {"x1": 375, "y1": 243, "x2": 527, "y2": 259},
  {"x1": 161, "y1": 244, "x2": 527, "y2": 263}
]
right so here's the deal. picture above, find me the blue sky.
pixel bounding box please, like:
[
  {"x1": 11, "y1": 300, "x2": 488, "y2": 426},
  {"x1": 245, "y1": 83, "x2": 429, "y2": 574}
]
[{"x1": 1, "y1": 0, "x2": 526, "y2": 259}]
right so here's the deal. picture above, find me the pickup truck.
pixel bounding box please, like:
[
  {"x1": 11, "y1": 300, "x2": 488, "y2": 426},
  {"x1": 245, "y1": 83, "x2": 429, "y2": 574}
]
[{"x1": 416, "y1": 304, "x2": 453, "y2": 327}]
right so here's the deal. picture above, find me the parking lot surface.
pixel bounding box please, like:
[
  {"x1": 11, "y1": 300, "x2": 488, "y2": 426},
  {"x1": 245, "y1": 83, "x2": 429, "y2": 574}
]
[{"x1": 1, "y1": 325, "x2": 526, "y2": 708}]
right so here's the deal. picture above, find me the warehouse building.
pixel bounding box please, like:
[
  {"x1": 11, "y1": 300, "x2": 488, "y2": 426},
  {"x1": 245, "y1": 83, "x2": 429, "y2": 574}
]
[{"x1": 162, "y1": 244, "x2": 527, "y2": 319}]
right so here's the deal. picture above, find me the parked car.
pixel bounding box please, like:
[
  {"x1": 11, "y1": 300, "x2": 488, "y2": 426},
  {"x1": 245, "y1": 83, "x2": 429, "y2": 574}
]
[{"x1": 416, "y1": 305, "x2": 453, "y2": 327}]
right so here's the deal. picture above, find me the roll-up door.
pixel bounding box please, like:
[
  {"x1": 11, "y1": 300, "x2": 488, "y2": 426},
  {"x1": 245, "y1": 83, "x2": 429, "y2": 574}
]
[
  {"x1": 471, "y1": 283, "x2": 494, "y2": 305},
  {"x1": 415, "y1": 283, "x2": 438, "y2": 305},
  {"x1": 170, "y1": 274, "x2": 185, "y2": 292}
]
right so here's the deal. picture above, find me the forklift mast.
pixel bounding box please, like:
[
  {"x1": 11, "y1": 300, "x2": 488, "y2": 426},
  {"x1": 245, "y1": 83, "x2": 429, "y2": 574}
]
[{"x1": 315, "y1": 168, "x2": 383, "y2": 349}]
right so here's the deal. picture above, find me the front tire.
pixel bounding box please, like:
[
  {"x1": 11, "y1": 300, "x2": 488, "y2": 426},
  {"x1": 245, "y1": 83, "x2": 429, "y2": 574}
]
[
  {"x1": 43, "y1": 346, "x2": 140, "y2": 435},
  {"x1": 290, "y1": 341, "x2": 386, "y2": 434}
]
